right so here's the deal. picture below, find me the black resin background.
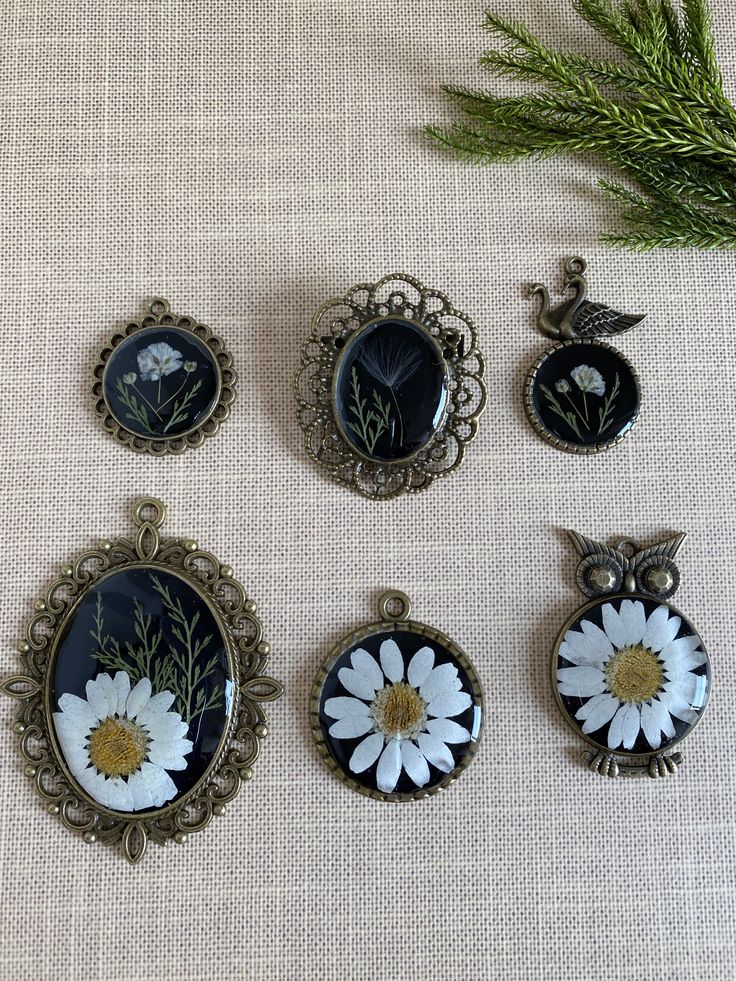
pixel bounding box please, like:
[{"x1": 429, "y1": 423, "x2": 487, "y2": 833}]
[
  {"x1": 103, "y1": 326, "x2": 219, "y2": 438},
  {"x1": 318, "y1": 627, "x2": 482, "y2": 795},
  {"x1": 531, "y1": 342, "x2": 639, "y2": 447},
  {"x1": 52, "y1": 567, "x2": 233, "y2": 808},
  {"x1": 333, "y1": 319, "x2": 448, "y2": 462},
  {"x1": 556, "y1": 595, "x2": 710, "y2": 755}
]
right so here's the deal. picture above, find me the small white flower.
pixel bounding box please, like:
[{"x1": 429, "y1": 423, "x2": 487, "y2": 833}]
[
  {"x1": 183, "y1": 360, "x2": 197, "y2": 373},
  {"x1": 137, "y1": 342, "x2": 183, "y2": 381},
  {"x1": 122, "y1": 372, "x2": 137, "y2": 385},
  {"x1": 53, "y1": 670, "x2": 193, "y2": 812},
  {"x1": 324, "y1": 639, "x2": 472, "y2": 793},
  {"x1": 557, "y1": 600, "x2": 708, "y2": 751},
  {"x1": 555, "y1": 379, "x2": 571, "y2": 394},
  {"x1": 570, "y1": 364, "x2": 605, "y2": 396}
]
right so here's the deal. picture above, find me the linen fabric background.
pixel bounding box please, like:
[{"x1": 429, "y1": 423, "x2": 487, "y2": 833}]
[{"x1": 1, "y1": 1, "x2": 734, "y2": 979}]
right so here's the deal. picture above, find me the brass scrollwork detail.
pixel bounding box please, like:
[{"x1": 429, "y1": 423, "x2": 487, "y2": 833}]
[
  {"x1": 295, "y1": 273, "x2": 486, "y2": 500},
  {"x1": 3, "y1": 498, "x2": 283, "y2": 863}
]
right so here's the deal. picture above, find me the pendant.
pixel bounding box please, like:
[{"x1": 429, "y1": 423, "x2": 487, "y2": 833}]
[
  {"x1": 1, "y1": 498, "x2": 282, "y2": 863},
  {"x1": 524, "y1": 257, "x2": 644, "y2": 454},
  {"x1": 311, "y1": 590, "x2": 484, "y2": 799},
  {"x1": 553, "y1": 531, "x2": 711, "y2": 778},
  {"x1": 295, "y1": 274, "x2": 487, "y2": 499},
  {"x1": 93, "y1": 298, "x2": 237, "y2": 455}
]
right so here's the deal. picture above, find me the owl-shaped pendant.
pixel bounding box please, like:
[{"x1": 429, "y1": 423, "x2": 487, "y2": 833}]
[
  {"x1": 552, "y1": 531, "x2": 711, "y2": 778},
  {"x1": 524, "y1": 257, "x2": 645, "y2": 454}
]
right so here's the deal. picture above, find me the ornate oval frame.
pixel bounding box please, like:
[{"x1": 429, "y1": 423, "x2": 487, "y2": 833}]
[
  {"x1": 294, "y1": 274, "x2": 487, "y2": 499},
  {"x1": 523, "y1": 337, "x2": 641, "y2": 455},
  {"x1": 1, "y1": 498, "x2": 282, "y2": 863},
  {"x1": 92, "y1": 298, "x2": 237, "y2": 456},
  {"x1": 310, "y1": 591, "x2": 484, "y2": 801}
]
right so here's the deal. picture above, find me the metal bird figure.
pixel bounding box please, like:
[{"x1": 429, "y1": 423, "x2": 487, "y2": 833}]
[{"x1": 528, "y1": 256, "x2": 646, "y2": 340}]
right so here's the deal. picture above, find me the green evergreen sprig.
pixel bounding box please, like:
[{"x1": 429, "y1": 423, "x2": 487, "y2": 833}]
[{"x1": 428, "y1": 0, "x2": 736, "y2": 250}]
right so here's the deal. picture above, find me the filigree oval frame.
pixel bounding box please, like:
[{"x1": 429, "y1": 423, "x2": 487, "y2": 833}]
[
  {"x1": 294, "y1": 274, "x2": 487, "y2": 500},
  {"x1": 2, "y1": 498, "x2": 282, "y2": 863},
  {"x1": 92, "y1": 298, "x2": 237, "y2": 456}
]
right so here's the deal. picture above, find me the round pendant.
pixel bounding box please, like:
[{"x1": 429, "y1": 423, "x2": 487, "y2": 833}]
[
  {"x1": 554, "y1": 594, "x2": 710, "y2": 757},
  {"x1": 295, "y1": 274, "x2": 486, "y2": 499},
  {"x1": 93, "y1": 298, "x2": 236, "y2": 455},
  {"x1": 553, "y1": 531, "x2": 711, "y2": 779},
  {"x1": 525, "y1": 256, "x2": 645, "y2": 455},
  {"x1": 525, "y1": 339, "x2": 640, "y2": 453},
  {"x1": 1, "y1": 498, "x2": 282, "y2": 862},
  {"x1": 311, "y1": 591, "x2": 484, "y2": 800}
]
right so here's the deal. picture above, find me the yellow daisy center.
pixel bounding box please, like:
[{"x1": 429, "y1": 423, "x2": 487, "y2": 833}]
[
  {"x1": 606, "y1": 645, "x2": 663, "y2": 703},
  {"x1": 88, "y1": 717, "x2": 148, "y2": 777},
  {"x1": 371, "y1": 682, "x2": 427, "y2": 739}
]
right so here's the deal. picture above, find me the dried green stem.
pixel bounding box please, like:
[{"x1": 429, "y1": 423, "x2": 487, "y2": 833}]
[{"x1": 429, "y1": 0, "x2": 736, "y2": 249}]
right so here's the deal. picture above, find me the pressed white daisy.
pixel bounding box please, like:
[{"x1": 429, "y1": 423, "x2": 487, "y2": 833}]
[
  {"x1": 323, "y1": 639, "x2": 472, "y2": 793},
  {"x1": 557, "y1": 599, "x2": 708, "y2": 751},
  {"x1": 53, "y1": 670, "x2": 193, "y2": 812},
  {"x1": 137, "y1": 342, "x2": 183, "y2": 381},
  {"x1": 570, "y1": 363, "x2": 605, "y2": 396}
]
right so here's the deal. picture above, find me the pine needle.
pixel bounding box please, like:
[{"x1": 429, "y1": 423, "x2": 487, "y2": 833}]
[{"x1": 429, "y1": 0, "x2": 736, "y2": 249}]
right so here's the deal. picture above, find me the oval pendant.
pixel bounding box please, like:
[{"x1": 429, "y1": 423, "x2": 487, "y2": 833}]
[
  {"x1": 295, "y1": 274, "x2": 486, "y2": 499},
  {"x1": 333, "y1": 318, "x2": 449, "y2": 462},
  {"x1": 524, "y1": 257, "x2": 643, "y2": 454},
  {"x1": 552, "y1": 531, "x2": 711, "y2": 778},
  {"x1": 311, "y1": 590, "x2": 484, "y2": 800},
  {"x1": 93, "y1": 298, "x2": 237, "y2": 455},
  {"x1": 2, "y1": 498, "x2": 282, "y2": 862}
]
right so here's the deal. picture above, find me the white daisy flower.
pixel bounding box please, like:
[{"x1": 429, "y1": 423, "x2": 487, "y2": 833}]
[
  {"x1": 53, "y1": 670, "x2": 193, "y2": 812},
  {"x1": 557, "y1": 600, "x2": 708, "y2": 752},
  {"x1": 570, "y1": 363, "x2": 605, "y2": 396},
  {"x1": 137, "y1": 342, "x2": 183, "y2": 381},
  {"x1": 324, "y1": 639, "x2": 472, "y2": 793}
]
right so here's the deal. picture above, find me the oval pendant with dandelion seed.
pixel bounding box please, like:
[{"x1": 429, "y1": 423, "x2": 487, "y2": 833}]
[
  {"x1": 333, "y1": 319, "x2": 449, "y2": 462},
  {"x1": 294, "y1": 274, "x2": 486, "y2": 499}
]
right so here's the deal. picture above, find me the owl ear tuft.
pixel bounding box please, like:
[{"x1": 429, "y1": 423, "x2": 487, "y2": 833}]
[
  {"x1": 629, "y1": 532, "x2": 687, "y2": 566},
  {"x1": 567, "y1": 530, "x2": 621, "y2": 563}
]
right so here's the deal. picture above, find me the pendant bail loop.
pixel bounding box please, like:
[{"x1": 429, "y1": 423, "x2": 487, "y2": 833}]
[{"x1": 377, "y1": 590, "x2": 412, "y2": 623}]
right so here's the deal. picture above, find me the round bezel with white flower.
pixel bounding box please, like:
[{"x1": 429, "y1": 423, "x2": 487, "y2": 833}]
[
  {"x1": 1, "y1": 498, "x2": 282, "y2": 863},
  {"x1": 553, "y1": 594, "x2": 710, "y2": 759},
  {"x1": 93, "y1": 297, "x2": 237, "y2": 455},
  {"x1": 311, "y1": 592, "x2": 484, "y2": 800},
  {"x1": 524, "y1": 338, "x2": 640, "y2": 455}
]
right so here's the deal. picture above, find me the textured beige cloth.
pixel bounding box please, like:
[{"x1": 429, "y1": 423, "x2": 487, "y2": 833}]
[{"x1": 1, "y1": 1, "x2": 735, "y2": 979}]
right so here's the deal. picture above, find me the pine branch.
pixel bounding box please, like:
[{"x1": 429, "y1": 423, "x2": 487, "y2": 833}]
[{"x1": 430, "y1": 0, "x2": 736, "y2": 249}]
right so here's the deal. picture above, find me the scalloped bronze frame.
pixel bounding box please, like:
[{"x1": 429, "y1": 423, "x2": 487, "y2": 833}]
[
  {"x1": 92, "y1": 298, "x2": 237, "y2": 455},
  {"x1": 1, "y1": 498, "x2": 282, "y2": 863},
  {"x1": 310, "y1": 590, "x2": 484, "y2": 801},
  {"x1": 294, "y1": 274, "x2": 487, "y2": 500},
  {"x1": 523, "y1": 338, "x2": 641, "y2": 455}
]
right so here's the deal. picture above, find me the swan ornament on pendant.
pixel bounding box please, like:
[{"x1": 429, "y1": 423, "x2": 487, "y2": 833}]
[{"x1": 523, "y1": 256, "x2": 646, "y2": 454}]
